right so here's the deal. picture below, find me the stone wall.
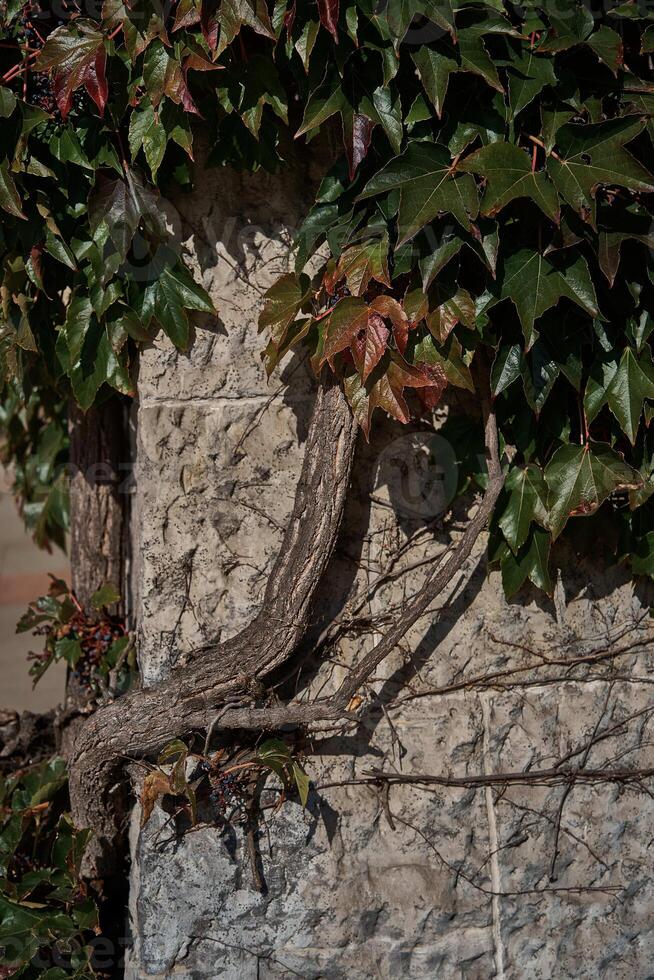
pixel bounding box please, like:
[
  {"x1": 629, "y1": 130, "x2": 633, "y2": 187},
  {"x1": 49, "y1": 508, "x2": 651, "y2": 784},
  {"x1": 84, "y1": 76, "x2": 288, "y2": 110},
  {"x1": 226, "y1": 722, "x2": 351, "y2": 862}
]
[{"x1": 125, "y1": 157, "x2": 654, "y2": 979}]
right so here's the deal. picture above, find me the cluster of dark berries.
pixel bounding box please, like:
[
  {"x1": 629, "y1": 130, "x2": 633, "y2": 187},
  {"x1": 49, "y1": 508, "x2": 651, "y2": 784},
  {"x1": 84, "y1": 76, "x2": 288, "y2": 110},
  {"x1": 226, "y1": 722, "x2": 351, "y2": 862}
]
[
  {"x1": 208, "y1": 771, "x2": 239, "y2": 815},
  {"x1": 29, "y1": 71, "x2": 59, "y2": 116},
  {"x1": 64, "y1": 611, "x2": 125, "y2": 694}
]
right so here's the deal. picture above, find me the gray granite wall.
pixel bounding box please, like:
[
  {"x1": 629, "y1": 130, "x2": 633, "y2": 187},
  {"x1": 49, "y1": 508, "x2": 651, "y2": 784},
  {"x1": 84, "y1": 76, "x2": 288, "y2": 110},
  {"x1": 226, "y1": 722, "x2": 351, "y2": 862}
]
[{"x1": 125, "y1": 154, "x2": 654, "y2": 979}]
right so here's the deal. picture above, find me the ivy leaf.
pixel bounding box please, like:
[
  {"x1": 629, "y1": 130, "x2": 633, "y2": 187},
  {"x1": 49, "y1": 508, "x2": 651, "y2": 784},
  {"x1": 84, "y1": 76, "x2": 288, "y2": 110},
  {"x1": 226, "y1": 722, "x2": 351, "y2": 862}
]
[
  {"x1": 104, "y1": 0, "x2": 169, "y2": 58},
  {"x1": 384, "y1": 0, "x2": 456, "y2": 47},
  {"x1": 507, "y1": 49, "x2": 557, "y2": 119},
  {"x1": 606, "y1": 347, "x2": 654, "y2": 444},
  {"x1": 413, "y1": 332, "x2": 474, "y2": 392},
  {"x1": 544, "y1": 442, "x2": 641, "y2": 539},
  {"x1": 295, "y1": 75, "x2": 346, "y2": 137},
  {"x1": 491, "y1": 249, "x2": 598, "y2": 349},
  {"x1": 491, "y1": 343, "x2": 521, "y2": 395},
  {"x1": 369, "y1": 294, "x2": 409, "y2": 352},
  {"x1": 520, "y1": 339, "x2": 560, "y2": 414},
  {"x1": 341, "y1": 106, "x2": 375, "y2": 180},
  {"x1": 129, "y1": 103, "x2": 167, "y2": 178},
  {"x1": 292, "y1": 761, "x2": 310, "y2": 806},
  {"x1": 548, "y1": 117, "x2": 654, "y2": 226},
  {"x1": 336, "y1": 235, "x2": 390, "y2": 296},
  {"x1": 90, "y1": 582, "x2": 121, "y2": 609},
  {"x1": 540, "y1": 2, "x2": 594, "y2": 52},
  {"x1": 0, "y1": 163, "x2": 25, "y2": 219},
  {"x1": 151, "y1": 264, "x2": 216, "y2": 350},
  {"x1": 358, "y1": 141, "x2": 479, "y2": 245},
  {"x1": 425, "y1": 286, "x2": 475, "y2": 343},
  {"x1": 89, "y1": 172, "x2": 165, "y2": 268},
  {"x1": 321, "y1": 296, "x2": 369, "y2": 363},
  {"x1": 56, "y1": 297, "x2": 134, "y2": 409},
  {"x1": 0, "y1": 86, "x2": 17, "y2": 118},
  {"x1": 259, "y1": 272, "x2": 311, "y2": 348},
  {"x1": 143, "y1": 40, "x2": 198, "y2": 113},
  {"x1": 352, "y1": 311, "x2": 390, "y2": 381},
  {"x1": 586, "y1": 25, "x2": 624, "y2": 74},
  {"x1": 597, "y1": 204, "x2": 654, "y2": 286},
  {"x1": 217, "y1": 0, "x2": 275, "y2": 55},
  {"x1": 500, "y1": 525, "x2": 552, "y2": 597},
  {"x1": 317, "y1": 0, "x2": 339, "y2": 40},
  {"x1": 459, "y1": 143, "x2": 560, "y2": 223},
  {"x1": 38, "y1": 22, "x2": 108, "y2": 118},
  {"x1": 499, "y1": 464, "x2": 549, "y2": 553},
  {"x1": 411, "y1": 46, "x2": 458, "y2": 119}
]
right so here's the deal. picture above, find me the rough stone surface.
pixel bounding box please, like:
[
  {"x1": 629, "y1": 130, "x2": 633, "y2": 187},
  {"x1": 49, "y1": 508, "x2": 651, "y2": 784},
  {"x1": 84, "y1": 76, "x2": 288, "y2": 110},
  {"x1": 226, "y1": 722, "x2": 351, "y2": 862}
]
[{"x1": 126, "y1": 156, "x2": 654, "y2": 979}]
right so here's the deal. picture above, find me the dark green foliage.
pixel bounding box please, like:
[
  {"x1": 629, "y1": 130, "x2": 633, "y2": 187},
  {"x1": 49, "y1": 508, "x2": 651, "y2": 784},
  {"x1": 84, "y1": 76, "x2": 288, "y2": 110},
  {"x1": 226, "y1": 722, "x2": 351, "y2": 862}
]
[
  {"x1": 0, "y1": 0, "x2": 653, "y2": 591},
  {"x1": 0, "y1": 758, "x2": 98, "y2": 978}
]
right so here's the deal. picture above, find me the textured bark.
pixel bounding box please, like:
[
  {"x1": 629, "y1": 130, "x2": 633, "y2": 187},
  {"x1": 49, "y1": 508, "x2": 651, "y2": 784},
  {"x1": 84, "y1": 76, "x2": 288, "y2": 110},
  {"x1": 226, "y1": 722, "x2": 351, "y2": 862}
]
[
  {"x1": 68, "y1": 377, "x2": 359, "y2": 877},
  {"x1": 68, "y1": 398, "x2": 130, "y2": 614},
  {"x1": 67, "y1": 398, "x2": 130, "y2": 713}
]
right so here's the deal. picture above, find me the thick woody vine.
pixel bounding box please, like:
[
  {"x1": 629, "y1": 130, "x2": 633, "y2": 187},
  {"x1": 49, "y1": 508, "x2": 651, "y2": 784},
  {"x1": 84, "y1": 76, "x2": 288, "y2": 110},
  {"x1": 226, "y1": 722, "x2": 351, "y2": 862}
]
[{"x1": 1, "y1": 0, "x2": 654, "y2": 946}]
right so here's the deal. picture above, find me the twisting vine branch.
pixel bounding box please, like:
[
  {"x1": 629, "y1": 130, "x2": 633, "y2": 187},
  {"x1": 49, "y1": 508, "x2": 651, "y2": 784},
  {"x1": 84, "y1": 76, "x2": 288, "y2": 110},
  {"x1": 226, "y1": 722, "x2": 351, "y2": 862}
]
[{"x1": 65, "y1": 361, "x2": 503, "y2": 880}]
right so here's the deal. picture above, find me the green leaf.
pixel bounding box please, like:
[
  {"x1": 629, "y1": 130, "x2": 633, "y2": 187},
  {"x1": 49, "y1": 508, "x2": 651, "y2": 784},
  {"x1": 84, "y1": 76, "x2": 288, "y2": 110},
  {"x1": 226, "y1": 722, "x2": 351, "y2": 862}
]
[
  {"x1": 218, "y1": 0, "x2": 275, "y2": 55},
  {"x1": 499, "y1": 463, "x2": 549, "y2": 552},
  {"x1": 152, "y1": 264, "x2": 216, "y2": 350},
  {"x1": 0, "y1": 163, "x2": 26, "y2": 219},
  {"x1": 586, "y1": 25, "x2": 624, "y2": 74},
  {"x1": 492, "y1": 343, "x2": 522, "y2": 395},
  {"x1": 54, "y1": 637, "x2": 82, "y2": 666},
  {"x1": 129, "y1": 103, "x2": 167, "y2": 178},
  {"x1": 606, "y1": 347, "x2": 654, "y2": 444},
  {"x1": 459, "y1": 143, "x2": 560, "y2": 222},
  {"x1": 0, "y1": 86, "x2": 17, "y2": 118},
  {"x1": 90, "y1": 582, "x2": 121, "y2": 609},
  {"x1": 295, "y1": 75, "x2": 346, "y2": 137},
  {"x1": 411, "y1": 46, "x2": 458, "y2": 119},
  {"x1": 501, "y1": 525, "x2": 552, "y2": 597},
  {"x1": 491, "y1": 249, "x2": 598, "y2": 349},
  {"x1": 259, "y1": 272, "x2": 311, "y2": 348},
  {"x1": 507, "y1": 49, "x2": 557, "y2": 119},
  {"x1": 292, "y1": 761, "x2": 310, "y2": 806},
  {"x1": 548, "y1": 117, "x2": 654, "y2": 226},
  {"x1": 358, "y1": 141, "x2": 479, "y2": 245},
  {"x1": 544, "y1": 442, "x2": 641, "y2": 539}
]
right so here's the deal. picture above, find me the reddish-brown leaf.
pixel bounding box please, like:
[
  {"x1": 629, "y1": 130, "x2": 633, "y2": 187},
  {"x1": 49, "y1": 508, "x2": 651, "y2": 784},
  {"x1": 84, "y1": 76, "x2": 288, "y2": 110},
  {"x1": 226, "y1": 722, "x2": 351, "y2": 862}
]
[
  {"x1": 321, "y1": 296, "x2": 369, "y2": 364},
  {"x1": 140, "y1": 770, "x2": 172, "y2": 827},
  {"x1": 369, "y1": 295, "x2": 410, "y2": 354},
  {"x1": 200, "y1": 0, "x2": 219, "y2": 50},
  {"x1": 337, "y1": 237, "x2": 390, "y2": 297},
  {"x1": 173, "y1": 0, "x2": 202, "y2": 31},
  {"x1": 318, "y1": 0, "x2": 339, "y2": 40},
  {"x1": 284, "y1": 0, "x2": 297, "y2": 35},
  {"x1": 82, "y1": 48, "x2": 109, "y2": 116},
  {"x1": 351, "y1": 312, "x2": 389, "y2": 381}
]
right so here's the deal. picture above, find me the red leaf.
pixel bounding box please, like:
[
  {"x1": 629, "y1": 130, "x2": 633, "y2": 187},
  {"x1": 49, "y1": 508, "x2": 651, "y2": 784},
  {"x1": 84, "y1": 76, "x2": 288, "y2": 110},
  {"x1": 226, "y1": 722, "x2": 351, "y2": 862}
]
[
  {"x1": 83, "y1": 48, "x2": 108, "y2": 116},
  {"x1": 321, "y1": 297, "x2": 369, "y2": 364},
  {"x1": 351, "y1": 312, "x2": 389, "y2": 382},
  {"x1": 200, "y1": 0, "x2": 219, "y2": 50},
  {"x1": 369, "y1": 295, "x2": 410, "y2": 354},
  {"x1": 317, "y1": 0, "x2": 339, "y2": 40},
  {"x1": 284, "y1": 0, "x2": 296, "y2": 35}
]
